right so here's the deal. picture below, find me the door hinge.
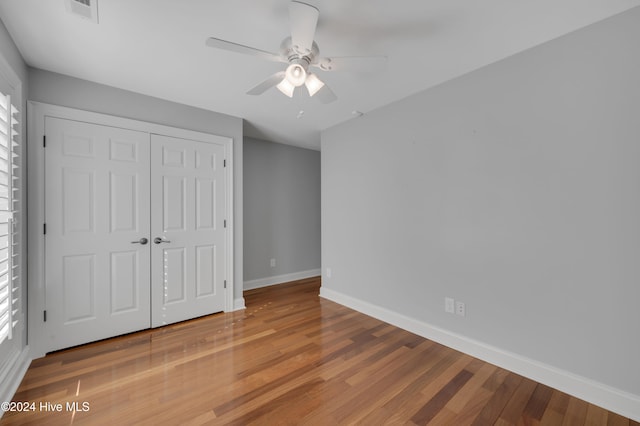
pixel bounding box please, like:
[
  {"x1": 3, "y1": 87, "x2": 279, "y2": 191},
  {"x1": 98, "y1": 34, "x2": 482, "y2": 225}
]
[
  {"x1": 224, "y1": 280, "x2": 227, "y2": 289},
  {"x1": 43, "y1": 135, "x2": 46, "y2": 148},
  {"x1": 224, "y1": 220, "x2": 227, "y2": 228},
  {"x1": 43, "y1": 310, "x2": 47, "y2": 322},
  {"x1": 223, "y1": 159, "x2": 226, "y2": 167},
  {"x1": 43, "y1": 223, "x2": 47, "y2": 235}
]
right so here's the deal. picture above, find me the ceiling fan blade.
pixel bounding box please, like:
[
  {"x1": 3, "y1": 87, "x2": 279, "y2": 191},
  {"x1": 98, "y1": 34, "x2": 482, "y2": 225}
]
[
  {"x1": 289, "y1": 1, "x2": 319, "y2": 55},
  {"x1": 314, "y1": 83, "x2": 337, "y2": 104},
  {"x1": 315, "y1": 55, "x2": 388, "y2": 72},
  {"x1": 246, "y1": 71, "x2": 286, "y2": 95},
  {"x1": 206, "y1": 37, "x2": 283, "y2": 62}
]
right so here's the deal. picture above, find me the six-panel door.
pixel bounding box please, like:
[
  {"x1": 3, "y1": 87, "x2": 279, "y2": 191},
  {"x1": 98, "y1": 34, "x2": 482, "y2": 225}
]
[
  {"x1": 150, "y1": 134, "x2": 226, "y2": 327},
  {"x1": 44, "y1": 117, "x2": 151, "y2": 351}
]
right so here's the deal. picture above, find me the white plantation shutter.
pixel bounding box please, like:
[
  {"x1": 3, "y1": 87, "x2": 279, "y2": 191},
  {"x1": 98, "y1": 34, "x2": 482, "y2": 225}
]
[{"x1": 0, "y1": 91, "x2": 19, "y2": 344}]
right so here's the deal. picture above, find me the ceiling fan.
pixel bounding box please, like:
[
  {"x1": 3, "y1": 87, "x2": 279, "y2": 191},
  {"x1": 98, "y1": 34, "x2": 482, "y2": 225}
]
[{"x1": 205, "y1": 1, "x2": 386, "y2": 103}]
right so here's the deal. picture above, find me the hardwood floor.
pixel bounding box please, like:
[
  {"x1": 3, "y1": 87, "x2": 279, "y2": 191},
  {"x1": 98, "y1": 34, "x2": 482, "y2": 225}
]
[{"x1": 2, "y1": 277, "x2": 637, "y2": 425}]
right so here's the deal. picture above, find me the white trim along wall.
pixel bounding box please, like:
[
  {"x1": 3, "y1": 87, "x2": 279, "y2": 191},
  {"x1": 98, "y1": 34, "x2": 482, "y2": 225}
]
[
  {"x1": 320, "y1": 287, "x2": 640, "y2": 422},
  {"x1": 244, "y1": 269, "x2": 321, "y2": 291}
]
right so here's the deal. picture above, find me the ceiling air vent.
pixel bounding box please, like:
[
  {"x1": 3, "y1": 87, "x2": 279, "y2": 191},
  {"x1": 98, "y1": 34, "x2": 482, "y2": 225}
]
[{"x1": 65, "y1": 0, "x2": 99, "y2": 23}]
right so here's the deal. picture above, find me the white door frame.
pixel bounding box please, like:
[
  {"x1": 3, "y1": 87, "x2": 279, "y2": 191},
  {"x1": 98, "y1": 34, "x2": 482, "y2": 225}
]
[{"x1": 27, "y1": 101, "x2": 235, "y2": 358}]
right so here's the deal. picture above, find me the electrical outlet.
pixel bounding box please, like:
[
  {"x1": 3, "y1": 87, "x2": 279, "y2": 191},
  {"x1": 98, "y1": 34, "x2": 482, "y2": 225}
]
[
  {"x1": 270, "y1": 258, "x2": 276, "y2": 268},
  {"x1": 445, "y1": 297, "x2": 455, "y2": 314},
  {"x1": 326, "y1": 267, "x2": 332, "y2": 278},
  {"x1": 455, "y1": 301, "x2": 466, "y2": 317}
]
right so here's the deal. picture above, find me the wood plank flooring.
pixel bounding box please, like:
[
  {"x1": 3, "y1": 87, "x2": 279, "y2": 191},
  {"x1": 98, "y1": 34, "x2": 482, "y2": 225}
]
[{"x1": 2, "y1": 277, "x2": 637, "y2": 425}]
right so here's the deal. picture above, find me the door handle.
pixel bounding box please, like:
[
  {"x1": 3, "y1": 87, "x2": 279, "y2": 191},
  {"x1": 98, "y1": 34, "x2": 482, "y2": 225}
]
[
  {"x1": 154, "y1": 237, "x2": 171, "y2": 244},
  {"x1": 131, "y1": 237, "x2": 148, "y2": 245}
]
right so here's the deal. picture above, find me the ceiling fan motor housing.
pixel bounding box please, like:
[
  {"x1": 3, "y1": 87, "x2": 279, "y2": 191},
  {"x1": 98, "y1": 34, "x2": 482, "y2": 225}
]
[{"x1": 280, "y1": 36, "x2": 319, "y2": 69}]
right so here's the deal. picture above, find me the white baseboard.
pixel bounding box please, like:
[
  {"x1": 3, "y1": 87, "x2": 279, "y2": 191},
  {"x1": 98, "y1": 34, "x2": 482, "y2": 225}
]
[
  {"x1": 319, "y1": 287, "x2": 640, "y2": 422},
  {"x1": 0, "y1": 346, "x2": 31, "y2": 416},
  {"x1": 233, "y1": 297, "x2": 246, "y2": 311},
  {"x1": 243, "y1": 269, "x2": 321, "y2": 291}
]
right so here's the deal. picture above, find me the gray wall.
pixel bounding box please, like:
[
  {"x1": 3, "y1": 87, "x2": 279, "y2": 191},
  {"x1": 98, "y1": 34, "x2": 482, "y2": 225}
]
[
  {"x1": 322, "y1": 6, "x2": 640, "y2": 400},
  {"x1": 29, "y1": 68, "x2": 245, "y2": 303},
  {"x1": 0, "y1": 20, "x2": 27, "y2": 86},
  {"x1": 244, "y1": 137, "x2": 320, "y2": 283}
]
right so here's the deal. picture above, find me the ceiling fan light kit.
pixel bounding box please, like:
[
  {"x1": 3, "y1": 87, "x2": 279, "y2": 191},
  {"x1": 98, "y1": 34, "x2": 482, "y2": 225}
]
[{"x1": 205, "y1": 1, "x2": 385, "y2": 104}]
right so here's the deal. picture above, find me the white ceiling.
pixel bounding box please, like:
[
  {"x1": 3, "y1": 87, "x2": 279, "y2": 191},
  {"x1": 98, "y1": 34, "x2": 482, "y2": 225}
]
[{"x1": 1, "y1": 0, "x2": 639, "y2": 150}]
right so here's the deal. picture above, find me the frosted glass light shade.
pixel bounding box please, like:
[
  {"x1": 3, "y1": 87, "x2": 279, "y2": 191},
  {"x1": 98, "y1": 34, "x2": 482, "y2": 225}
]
[
  {"x1": 285, "y1": 64, "x2": 307, "y2": 87},
  {"x1": 276, "y1": 78, "x2": 295, "y2": 97},
  {"x1": 305, "y1": 73, "x2": 325, "y2": 97}
]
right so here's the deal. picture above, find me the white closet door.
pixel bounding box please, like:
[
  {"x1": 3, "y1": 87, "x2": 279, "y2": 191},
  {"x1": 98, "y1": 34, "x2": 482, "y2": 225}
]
[
  {"x1": 150, "y1": 134, "x2": 226, "y2": 327},
  {"x1": 44, "y1": 117, "x2": 151, "y2": 351}
]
